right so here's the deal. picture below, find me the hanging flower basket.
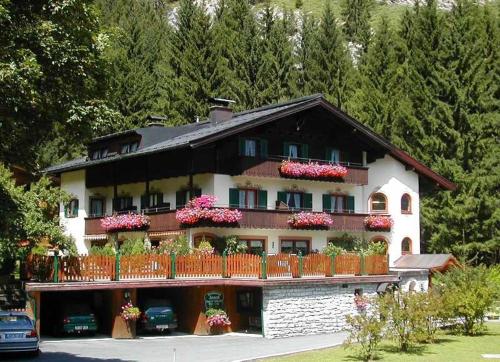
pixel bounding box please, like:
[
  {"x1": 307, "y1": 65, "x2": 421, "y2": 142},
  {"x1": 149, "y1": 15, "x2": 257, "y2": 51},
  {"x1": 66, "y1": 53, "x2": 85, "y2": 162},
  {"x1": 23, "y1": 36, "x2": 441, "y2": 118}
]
[
  {"x1": 279, "y1": 161, "x2": 348, "y2": 180},
  {"x1": 176, "y1": 195, "x2": 242, "y2": 226},
  {"x1": 287, "y1": 212, "x2": 333, "y2": 229},
  {"x1": 120, "y1": 302, "x2": 141, "y2": 322},
  {"x1": 364, "y1": 215, "x2": 393, "y2": 231},
  {"x1": 206, "y1": 308, "x2": 231, "y2": 334},
  {"x1": 101, "y1": 214, "x2": 150, "y2": 233}
]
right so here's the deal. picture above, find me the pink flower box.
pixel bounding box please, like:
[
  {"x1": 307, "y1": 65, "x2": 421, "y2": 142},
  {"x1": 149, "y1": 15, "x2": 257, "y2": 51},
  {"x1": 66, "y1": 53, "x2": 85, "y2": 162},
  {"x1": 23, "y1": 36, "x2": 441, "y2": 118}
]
[
  {"x1": 364, "y1": 215, "x2": 393, "y2": 231},
  {"x1": 287, "y1": 212, "x2": 333, "y2": 229},
  {"x1": 280, "y1": 161, "x2": 348, "y2": 180},
  {"x1": 176, "y1": 195, "x2": 243, "y2": 226},
  {"x1": 100, "y1": 213, "x2": 150, "y2": 232}
]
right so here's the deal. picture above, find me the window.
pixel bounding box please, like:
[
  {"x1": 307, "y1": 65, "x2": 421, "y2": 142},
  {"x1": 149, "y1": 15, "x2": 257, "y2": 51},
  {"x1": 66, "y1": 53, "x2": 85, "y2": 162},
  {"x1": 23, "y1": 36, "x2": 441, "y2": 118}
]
[
  {"x1": 280, "y1": 239, "x2": 310, "y2": 255},
  {"x1": 329, "y1": 149, "x2": 341, "y2": 163},
  {"x1": 277, "y1": 191, "x2": 312, "y2": 211},
  {"x1": 120, "y1": 141, "x2": 139, "y2": 154},
  {"x1": 239, "y1": 239, "x2": 265, "y2": 255},
  {"x1": 283, "y1": 142, "x2": 308, "y2": 159},
  {"x1": 91, "y1": 148, "x2": 108, "y2": 160},
  {"x1": 89, "y1": 198, "x2": 105, "y2": 217},
  {"x1": 238, "y1": 189, "x2": 257, "y2": 209},
  {"x1": 402, "y1": 237, "x2": 412, "y2": 255},
  {"x1": 113, "y1": 196, "x2": 133, "y2": 212},
  {"x1": 370, "y1": 192, "x2": 387, "y2": 212},
  {"x1": 401, "y1": 194, "x2": 411, "y2": 214},
  {"x1": 141, "y1": 192, "x2": 166, "y2": 211},
  {"x1": 288, "y1": 144, "x2": 299, "y2": 158},
  {"x1": 244, "y1": 139, "x2": 256, "y2": 157},
  {"x1": 239, "y1": 138, "x2": 268, "y2": 158},
  {"x1": 176, "y1": 189, "x2": 202, "y2": 209},
  {"x1": 193, "y1": 233, "x2": 215, "y2": 248},
  {"x1": 331, "y1": 195, "x2": 345, "y2": 213},
  {"x1": 64, "y1": 199, "x2": 79, "y2": 218},
  {"x1": 323, "y1": 194, "x2": 355, "y2": 213}
]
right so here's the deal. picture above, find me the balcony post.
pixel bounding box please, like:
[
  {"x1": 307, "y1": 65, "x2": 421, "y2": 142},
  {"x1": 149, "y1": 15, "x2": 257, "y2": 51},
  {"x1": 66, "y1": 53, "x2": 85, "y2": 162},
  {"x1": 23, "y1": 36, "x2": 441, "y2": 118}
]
[
  {"x1": 261, "y1": 252, "x2": 267, "y2": 279},
  {"x1": 330, "y1": 254, "x2": 335, "y2": 277},
  {"x1": 298, "y1": 251, "x2": 303, "y2": 278},
  {"x1": 222, "y1": 250, "x2": 228, "y2": 278},
  {"x1": 170, "y1": 252, "x2": 176, "y2": 279},
  {"x1": 360, "y1": 252, "x2": 366, "y2": 276},
  {"x1": 115, "y1": 252, "x2": 120, "y2": 281},
  {"x1": 53, "y1": 255, "x2": 59, "y2": 283}
]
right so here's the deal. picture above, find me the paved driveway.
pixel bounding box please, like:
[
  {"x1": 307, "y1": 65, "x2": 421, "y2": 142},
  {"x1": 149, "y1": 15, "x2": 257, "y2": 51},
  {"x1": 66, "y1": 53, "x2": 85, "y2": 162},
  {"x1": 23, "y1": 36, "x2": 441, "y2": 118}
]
[{"x1": 4, "y1": 332, "x2": 347, "y2": 362}]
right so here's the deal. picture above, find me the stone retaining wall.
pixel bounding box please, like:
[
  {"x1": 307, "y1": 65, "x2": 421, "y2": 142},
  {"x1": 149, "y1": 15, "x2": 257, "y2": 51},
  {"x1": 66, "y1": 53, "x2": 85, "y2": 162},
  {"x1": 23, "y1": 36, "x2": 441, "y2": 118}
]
[{"x1": 262, "y1": 282, "x2": 378, "y2": 338}]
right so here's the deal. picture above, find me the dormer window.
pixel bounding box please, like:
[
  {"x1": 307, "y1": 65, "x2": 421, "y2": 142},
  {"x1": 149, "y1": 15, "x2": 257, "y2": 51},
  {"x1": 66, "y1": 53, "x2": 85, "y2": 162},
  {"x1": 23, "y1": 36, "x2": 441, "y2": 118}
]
[
  {"x1": 91, "y1": 148, "x2": 108, "y2": 160},
  {"x1": 120, "y1": 141, "x2": 139, "y2": 154}
]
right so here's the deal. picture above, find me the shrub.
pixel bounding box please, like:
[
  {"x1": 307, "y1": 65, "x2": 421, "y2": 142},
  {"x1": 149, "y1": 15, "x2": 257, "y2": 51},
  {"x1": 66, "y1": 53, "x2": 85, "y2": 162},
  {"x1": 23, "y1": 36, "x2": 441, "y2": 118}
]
[
  {"x1": 223, "y1": 235, "x2": 247, "y2": 255},
  {"x1": 195, "y1": 240, "x2": 214, "y2": 255},
  {"x1": 379, "y1": 291, "x2": 423, "y2": 351},
  {"x1": 328, "y1": 233, "x2": 361, "y2": 251},
  {"x1": 295, "y1": 0, "x2": 303, "y2": 8},
  {"x1": 156, "y1": 235, "x2": 191, "y2": 256},
  {"x1": 119, "y1": 238, "x2": 145, "y2": 256},
  {"x1": 322, "y1": 242, "x2": 346, "y2": 256},
  {"x1": 89, "y1": 244, "x2": 115, "y2": 256},
  {"x1": 31, "y1": 244, "x2": 48, "y2": 256},
  {"x1": 413, "y1": 291, "x2": 443, "y2": 343},
  {"x1": 364, "y1": 241, "x2": 387, "y2": 256},
  {"x1": 345, "y1": 297, "x2": 385, "y2": 361},
  {"x1": 434, "y1": 265, "x2": 495, "y2": 335}
]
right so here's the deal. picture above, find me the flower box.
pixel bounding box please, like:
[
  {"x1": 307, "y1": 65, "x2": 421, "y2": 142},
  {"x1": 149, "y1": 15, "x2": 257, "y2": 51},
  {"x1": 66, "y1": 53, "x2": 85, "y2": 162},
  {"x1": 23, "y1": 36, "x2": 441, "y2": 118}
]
[
  {"x1": 287, "y1": 212, "x2": 333, "y2": 229},
  {"x1": 364, "y1": 215, "x2": 393, "y2": 231},
  {"x1": 101, "y1": 214, "x2": 150, "y2": 233},
  {"x1": 175, "y1": 195, "x2": 243, "y2": 226},
  {"x1": 279, "y1": 161, "x2": 348, "y2": 180}
]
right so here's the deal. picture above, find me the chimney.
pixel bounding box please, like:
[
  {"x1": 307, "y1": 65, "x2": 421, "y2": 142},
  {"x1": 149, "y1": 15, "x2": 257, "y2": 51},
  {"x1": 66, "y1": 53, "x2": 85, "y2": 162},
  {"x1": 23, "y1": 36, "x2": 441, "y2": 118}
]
[{"x1": 209, "y1": 98, "x2": 235, "y2": 124}]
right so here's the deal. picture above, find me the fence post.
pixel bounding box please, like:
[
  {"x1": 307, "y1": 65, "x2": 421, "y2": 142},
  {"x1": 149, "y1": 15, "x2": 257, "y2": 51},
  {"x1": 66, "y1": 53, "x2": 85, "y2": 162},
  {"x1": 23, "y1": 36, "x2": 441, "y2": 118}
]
[
  {"x1": 360, "y1": 253, "x2": 366, "y2": 276},
  {"x1": 298, "y1": 251, "x2": 303, "y2": 278},
  {"x1": 261, "y1": 252, "x2": 267, "y2": 280},
  {"x1": 115, "y1": 252, "x2": 120, "y2": 281},
  {"x1": 330, "y1": 254, "x2": 335, "y2": 277},
  {"x1": 222, "y1": 250, "x2": 228, "y2": 278},
  {"x1": 53, "y1": 254, "x2": 59, "y2": 283},
  {"x1": 170, "y1": 252, "x2": 176, "y2": 279},
  {"x1": 386, "y1": 254, "x2": 390, "y2": 274}
]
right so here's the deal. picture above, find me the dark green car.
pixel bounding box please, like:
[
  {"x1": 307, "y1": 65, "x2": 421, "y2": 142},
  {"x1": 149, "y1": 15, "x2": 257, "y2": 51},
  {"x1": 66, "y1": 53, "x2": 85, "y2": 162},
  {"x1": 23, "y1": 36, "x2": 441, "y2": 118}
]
[
  {"x1": 54, "y1": 304, "x2": 98, "y2": 336},
  {"x1": 139, "y1": 299, "x2": 177, "y2": 333}
]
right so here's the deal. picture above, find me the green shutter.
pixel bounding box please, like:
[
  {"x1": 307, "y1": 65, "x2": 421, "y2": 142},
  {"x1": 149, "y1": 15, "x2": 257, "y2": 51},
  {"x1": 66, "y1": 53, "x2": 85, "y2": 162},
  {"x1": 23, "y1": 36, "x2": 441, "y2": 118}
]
[
  {"x1": 259, "y1": 139, "x2": 268, "y2": 158},
  {"x1": 323, "y1": 194, "x2": 331, "y2": 212},
  {"x1": 303, "y1": 193, "x2": 313, "y2": 210},
  {"x1": 140, "y1": 195, "x2": 148, "y2": 210},
  {"x1": 176, "y1": 191, "x2": 186, "y2": 208},
  {"x1": 347, "y1": 196, "x2": 355, "y2": 213},
  {"x1": 283, "y1": 142, "x2": 290, "y2": 157},
  {"x1": 157, "y1": 192, "x2": 163, "y2": 206},
  {"x1": 112, "y1": 198, "x2": 119, "y2": 212},
  {"x1": 277, "y1": 191, "x2": 287, "y2": 205},
  {"x1": 342, "y1": 150, "x2": 350, "y2": 164},
  {"x1": 72, "y1": 200, "x2": 79, "y2": 216},
  {"x1": 325, "y1": 147, "x2": 332, "y2": 162},
  {"x1": 64, "y1": 204, "x2": 69, "y2": 218},
  {"x1": 258, "y1": 190, "x2": 267, "y2": 209},
  {"x1": 194, "y1": 188, "x2": 202, "y2": 198},
  {"x1": 238, "y1": 138, "x2": 245, "y2": 156},
  {"x1": 301, "y1": 144, "x2": 309, "y2": 159},
  {"x1": 229, "y1": 188, "x2": 239, "y2": 208}
]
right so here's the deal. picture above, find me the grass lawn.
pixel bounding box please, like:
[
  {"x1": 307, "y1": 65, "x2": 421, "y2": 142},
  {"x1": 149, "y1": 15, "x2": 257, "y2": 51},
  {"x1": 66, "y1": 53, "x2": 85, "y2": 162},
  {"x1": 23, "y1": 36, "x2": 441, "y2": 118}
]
[{"x1": 263, "y1": 322, "x2": 500, "y2": 362}]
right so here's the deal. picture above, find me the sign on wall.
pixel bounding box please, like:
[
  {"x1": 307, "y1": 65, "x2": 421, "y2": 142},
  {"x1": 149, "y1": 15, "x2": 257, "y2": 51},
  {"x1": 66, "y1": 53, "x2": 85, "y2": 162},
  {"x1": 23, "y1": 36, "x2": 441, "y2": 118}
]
[{"x1": 204, "y1": 291, "x2": 224, "y2": 310}]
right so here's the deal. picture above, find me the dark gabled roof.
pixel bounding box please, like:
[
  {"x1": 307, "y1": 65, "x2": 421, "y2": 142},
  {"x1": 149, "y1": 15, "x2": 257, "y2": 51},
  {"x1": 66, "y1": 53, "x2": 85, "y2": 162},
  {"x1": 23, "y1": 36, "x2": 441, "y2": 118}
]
[
  {"x1": 44, "y1": 94, "x2": 456, "y2": 190},
  {"x1": 393, "y1": 254, "x2": 460, "y2": 271}
]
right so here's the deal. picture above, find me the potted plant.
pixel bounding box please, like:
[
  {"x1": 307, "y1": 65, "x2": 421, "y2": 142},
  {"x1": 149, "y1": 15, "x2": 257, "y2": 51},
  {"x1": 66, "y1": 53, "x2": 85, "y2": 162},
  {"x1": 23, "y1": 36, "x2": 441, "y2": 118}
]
[
  {"x1": 364, "y1": 215, "x2": 393, "y2": 231},
  {"x1": 101, "y1": 214, "x2": 151, "y2": 233},
  {"x1": 279, "y1": 161, "x2": 348, "y2": 180},
  {"x1": 205, "y1": 308, "x2": 231, "y2": 334},
  {"x1": 176, "y1": 195, "x2": 243, "y2": 226},
  {"x1": 120, "y1": 301, "x2": 141, "y2": 337}
]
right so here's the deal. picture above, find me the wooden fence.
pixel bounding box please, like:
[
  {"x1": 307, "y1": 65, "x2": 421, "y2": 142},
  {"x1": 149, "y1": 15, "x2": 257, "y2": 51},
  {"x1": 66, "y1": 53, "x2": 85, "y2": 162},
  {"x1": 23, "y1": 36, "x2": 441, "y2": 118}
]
[{"x1": 24, "y1": 252, "x2": 388, "y2": 282}]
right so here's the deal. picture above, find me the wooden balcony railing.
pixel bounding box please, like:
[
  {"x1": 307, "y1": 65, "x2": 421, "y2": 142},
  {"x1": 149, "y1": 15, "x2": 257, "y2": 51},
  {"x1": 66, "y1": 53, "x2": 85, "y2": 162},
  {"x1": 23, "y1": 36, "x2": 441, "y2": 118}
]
[
  {"x1": 24, "y1": 252, "x2": 389, "y2": 283},
  {"x1": 239, "y1": 156, "x2": 369, "y2": 185},
  {"x1": 85, "y1": 209, "x2": 369, "y2": 235}
]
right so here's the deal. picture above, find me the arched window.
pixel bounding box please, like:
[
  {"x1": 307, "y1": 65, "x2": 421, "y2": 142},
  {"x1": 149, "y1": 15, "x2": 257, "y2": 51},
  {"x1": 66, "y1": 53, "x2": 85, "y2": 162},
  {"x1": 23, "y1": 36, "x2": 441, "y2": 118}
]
[
  {"x1": 402, "y1": 237, "x2": 412, "y2": 255},
  {"x1": 370, "y1": 193, "x2": 387, "y2": 212},
  {"x1": 401, "y1": 194, "x2": 411, "y2": 214},
  {"x1": 370, "y1": 236, "x2": 388, "y2": 254}
]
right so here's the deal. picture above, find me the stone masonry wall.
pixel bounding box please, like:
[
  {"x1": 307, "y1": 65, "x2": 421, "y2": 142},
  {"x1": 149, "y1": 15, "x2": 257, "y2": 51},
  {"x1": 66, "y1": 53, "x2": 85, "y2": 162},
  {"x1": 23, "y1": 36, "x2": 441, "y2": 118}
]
[{"x1": 262, "y1": 282, "x2": 378, "y2": 338}]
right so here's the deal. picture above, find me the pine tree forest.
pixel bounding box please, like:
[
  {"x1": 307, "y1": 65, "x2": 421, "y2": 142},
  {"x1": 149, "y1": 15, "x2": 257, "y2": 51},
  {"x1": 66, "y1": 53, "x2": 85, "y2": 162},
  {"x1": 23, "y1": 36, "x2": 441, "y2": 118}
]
[{"x1": 1, "y1": 0, "x2": 498, "y2": 264}]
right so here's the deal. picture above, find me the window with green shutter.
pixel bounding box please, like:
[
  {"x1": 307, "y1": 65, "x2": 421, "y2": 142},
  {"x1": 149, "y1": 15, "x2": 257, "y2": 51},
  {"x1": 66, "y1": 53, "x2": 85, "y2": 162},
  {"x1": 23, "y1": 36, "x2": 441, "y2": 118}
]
[
  {"x1": 347, "y1": 195, "x2": 355, "y2": 213},
  {"x1": 322, "y1": 194, "x2": 332, "y2": 212},
  {"x1": 259, "y1": 139, "x2": 268, "y2": 158},
  {"x1": 229, "y1": 188, "x2": 239, "y2": 208},
  {"x1": 303, "y1": 193, "x2": 313, "y2": 210},
  {"x1": 65, "y1": 199, "x2": 79, "y2": 218},
  {"x1": 301, "y1": 144, "x2": 309, "y2": 159},
  {"x1": 258, "y1": 190, "x2": 267, "y2": 209},
  {"x1": 176, "y1": 190, "x2": 187, "y2": 209}
]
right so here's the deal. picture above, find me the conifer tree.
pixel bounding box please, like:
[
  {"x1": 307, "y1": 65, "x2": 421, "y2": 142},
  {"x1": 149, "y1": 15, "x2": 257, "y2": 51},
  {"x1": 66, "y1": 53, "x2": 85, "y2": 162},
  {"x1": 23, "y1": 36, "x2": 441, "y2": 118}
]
[
  {"x1": 305, "y1": 1, "x2": 354, "y2": 110},
  {"x1": 341, "y1": 0, "x2": 374, "y2": 51},
  {"x1": 293, "y1": 13, "x2": 317, "y2": 97}
]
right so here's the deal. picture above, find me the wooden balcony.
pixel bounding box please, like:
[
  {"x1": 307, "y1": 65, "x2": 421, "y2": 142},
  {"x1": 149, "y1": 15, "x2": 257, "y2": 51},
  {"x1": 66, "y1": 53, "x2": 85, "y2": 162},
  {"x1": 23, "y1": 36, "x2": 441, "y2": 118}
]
[
  {"x1": 85, "y1": 209, "x2": 369, "y2": 235},
  {"x1": 238, "y1": 156, "x2": 369, "y2": 185}
]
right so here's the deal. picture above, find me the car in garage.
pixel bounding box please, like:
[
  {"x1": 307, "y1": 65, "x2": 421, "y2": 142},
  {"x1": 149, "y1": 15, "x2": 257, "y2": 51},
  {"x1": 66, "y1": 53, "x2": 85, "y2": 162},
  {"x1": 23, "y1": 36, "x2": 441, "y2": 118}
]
[
  {"x1": 0, "y1": 312, "x2": 39, "y2": 355},
  {"x1": 53, "y1": 303, "x2": 98, "y2": 336},
  {"x1": 139, "y1": 299, "x2": 177, "y2": 333}
]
